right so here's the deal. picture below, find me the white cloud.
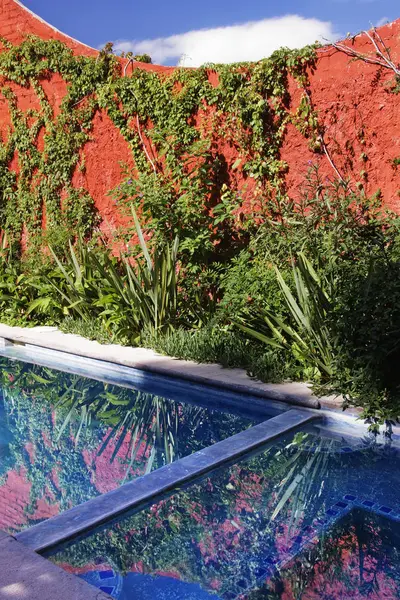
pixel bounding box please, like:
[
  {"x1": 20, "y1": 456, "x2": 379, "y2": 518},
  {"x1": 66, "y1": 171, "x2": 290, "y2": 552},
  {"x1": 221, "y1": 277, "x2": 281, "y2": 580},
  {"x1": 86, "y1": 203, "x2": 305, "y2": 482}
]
[
  {"x1": 113, "y1": 15, "x2": 340, "y2": 67},
  {"x1": 376, "y1": 16, "x2": 389, "y2": 27}
]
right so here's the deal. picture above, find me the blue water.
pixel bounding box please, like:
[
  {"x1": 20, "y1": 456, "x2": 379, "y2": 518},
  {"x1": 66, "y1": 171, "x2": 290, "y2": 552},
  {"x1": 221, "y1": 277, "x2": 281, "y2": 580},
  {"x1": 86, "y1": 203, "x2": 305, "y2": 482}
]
[
  {"x1": 0, "y1": 354, "x2": 266, "y2": 534},
  {"x1": 49, "y1": 427, "x2": 400, "y2": 599}
]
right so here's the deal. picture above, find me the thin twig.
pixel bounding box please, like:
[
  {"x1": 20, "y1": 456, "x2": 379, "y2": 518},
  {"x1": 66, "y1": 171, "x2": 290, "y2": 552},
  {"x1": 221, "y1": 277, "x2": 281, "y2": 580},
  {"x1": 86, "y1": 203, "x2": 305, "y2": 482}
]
[
  {"x1": 373, "y1": 28, "x2": 392, "y2": 60},
  {"x1": 124, "y1": 58, "x2": 133, "y2": 77},
  {"x1": 318, "y1": 135, "x2": 347, "y2": 185},
  {"x1": 303, "y1": 88, "x2": 348, "y2": 186},
  {"x1": 136, "y1": 113, "x2": 157, "y2": 173},
  {"x1": 129, "y1": 89, "x2": 158, "y2": 173},
  {"x1": 71, "y1": 97, "x2": 87, "y2": 109}
]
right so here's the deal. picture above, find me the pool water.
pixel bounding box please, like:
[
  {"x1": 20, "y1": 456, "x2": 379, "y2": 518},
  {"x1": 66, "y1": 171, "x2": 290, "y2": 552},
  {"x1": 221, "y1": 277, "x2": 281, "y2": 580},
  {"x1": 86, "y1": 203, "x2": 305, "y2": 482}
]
[
  {"x1": 49, "y1": 428, "x2": 400, "y2": 599},
  {"x1": 0, "y1": 355, "x2": 264, "y2": 534},
  {"x1": 265, "y1": 508, "x2": 400, "y2": 599}
]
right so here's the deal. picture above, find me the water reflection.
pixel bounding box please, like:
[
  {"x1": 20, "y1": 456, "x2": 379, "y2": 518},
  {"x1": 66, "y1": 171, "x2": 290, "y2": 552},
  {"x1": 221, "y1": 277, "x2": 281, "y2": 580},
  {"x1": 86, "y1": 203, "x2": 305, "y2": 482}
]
[
  {"x1": 50, "y1": 432, "x2": 400, "y2": 600},
  {"x1": 260, "y1": 509, "x2": 400, "y2": 599},
  {"x1": 0, "y1": 357, "x2": 256, "y2": 533}
]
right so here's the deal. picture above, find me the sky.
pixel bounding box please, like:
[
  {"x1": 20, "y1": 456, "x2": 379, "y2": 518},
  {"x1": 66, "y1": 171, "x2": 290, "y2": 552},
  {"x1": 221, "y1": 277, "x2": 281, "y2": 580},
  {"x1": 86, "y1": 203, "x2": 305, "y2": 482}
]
[{"x1": 22, "y1": 0, "x2": 399, "y2": 66}]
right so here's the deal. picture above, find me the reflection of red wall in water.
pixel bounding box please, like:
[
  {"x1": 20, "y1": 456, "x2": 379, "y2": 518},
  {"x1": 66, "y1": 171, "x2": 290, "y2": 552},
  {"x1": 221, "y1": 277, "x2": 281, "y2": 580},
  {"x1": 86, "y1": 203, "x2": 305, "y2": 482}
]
[
  {"x1": 82, "y1": 430, "x2": 151, "y2": 494},
  {"x1": 1, "y1": 0, "x2": 400, "y2": 232},
  {"x1": 0, "y1": 468, "x2": 59, "y2": 531},
  {"x1": 275, "y1": 532, "x2": 400, "y2": 600},
  {"x1": 0, "y1": 423, "x2": 150, "y2": 532}
]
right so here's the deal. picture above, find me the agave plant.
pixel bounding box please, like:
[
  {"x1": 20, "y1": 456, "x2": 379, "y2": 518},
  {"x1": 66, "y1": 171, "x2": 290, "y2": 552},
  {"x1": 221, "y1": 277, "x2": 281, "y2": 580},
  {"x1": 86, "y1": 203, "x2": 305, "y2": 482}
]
[
  {"x1": 46, "y1": 236, "x2": 105, "y2": 322},
  {"x1": 44, "y1": 209, "x2": 180, "y2": 344},
  {"x1": 91, "y1": 208, "x2": 179, "y2": 341},
  {"x1": 235, "y1": 252, "x2": 335, "y2": 380}
]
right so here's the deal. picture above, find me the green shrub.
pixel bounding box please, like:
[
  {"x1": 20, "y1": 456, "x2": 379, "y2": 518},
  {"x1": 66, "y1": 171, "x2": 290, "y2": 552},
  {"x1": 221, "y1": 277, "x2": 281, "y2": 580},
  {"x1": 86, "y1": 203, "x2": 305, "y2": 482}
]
[
  {"x1": 329, "y1": 260, "x2": 400, "y2": 427},
  {"x1": 227, "y1": 172, "x2": 400, "y2": 424},
  {"x1": 46, "y1": 212, "x2": 181, "y2": 345},
  {"x1": 235, "y1": 252, "x2": 335, "y2": 382},
  {"x1": 145, "y1": 325, "x2": 294, "y2": 383},
  {"x1": 0, "y1": 235, "x2": 59, "y2": 326},
  {"x1": 218, "y1": 250, "x2": 284, "y2": 319}
]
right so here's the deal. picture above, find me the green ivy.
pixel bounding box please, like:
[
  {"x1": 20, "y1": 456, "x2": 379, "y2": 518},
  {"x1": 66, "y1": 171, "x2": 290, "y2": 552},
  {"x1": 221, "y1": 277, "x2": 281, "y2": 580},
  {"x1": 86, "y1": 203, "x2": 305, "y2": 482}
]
[{"x1": 0, "y1": 36, "x2": 320, "y2": 258}]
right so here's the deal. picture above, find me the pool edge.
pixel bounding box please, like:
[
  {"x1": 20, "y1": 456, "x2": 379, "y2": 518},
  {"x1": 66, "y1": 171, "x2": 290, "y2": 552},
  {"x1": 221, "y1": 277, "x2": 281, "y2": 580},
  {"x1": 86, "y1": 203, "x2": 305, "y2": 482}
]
[
  {"x1": 0, "y1": 323, "x2": 324, "y2": 409},
  {"x1": 15, "y1": 409, "x2": 318, "y2": 554}
]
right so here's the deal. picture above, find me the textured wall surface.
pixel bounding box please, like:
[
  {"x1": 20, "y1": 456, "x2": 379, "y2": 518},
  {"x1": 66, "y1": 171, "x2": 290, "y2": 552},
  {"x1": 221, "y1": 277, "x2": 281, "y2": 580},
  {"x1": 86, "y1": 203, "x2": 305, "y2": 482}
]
[{"x1": 1, "y1": 0, "x2": 400, "y2": 232}]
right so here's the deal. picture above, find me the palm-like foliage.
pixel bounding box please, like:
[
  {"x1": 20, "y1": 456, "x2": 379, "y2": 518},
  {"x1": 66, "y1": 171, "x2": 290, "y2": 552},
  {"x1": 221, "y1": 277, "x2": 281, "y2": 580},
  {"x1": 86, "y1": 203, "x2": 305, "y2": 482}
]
[
  {"x1": 92, "y1": 209, "x2": 179, "y2": 340},
  {"x1": 46, "y1": 210, "x2": 180, "y2": 344},
  {"x1": 236, "y1": 252, "x2": 335, "y2": 379},
  {"x1": 0, "y1": 232, "x2": 55, "y2": 322},
  {"x1": 48, "y1": 236, "x2": 104, "y2": 322},
  {"x1": 55, "y1": 383, "x2": 200, "y2": 483}
]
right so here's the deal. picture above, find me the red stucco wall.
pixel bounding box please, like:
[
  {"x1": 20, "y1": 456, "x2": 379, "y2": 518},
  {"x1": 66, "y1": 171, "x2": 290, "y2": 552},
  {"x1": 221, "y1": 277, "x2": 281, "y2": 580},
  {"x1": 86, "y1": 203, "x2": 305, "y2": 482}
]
[
  {"x1": 1, "y1": 0, "x2": 400, "y2": 227},
  {"x1": 283, "y1": 24, "x2": 400, "y2": 213}
]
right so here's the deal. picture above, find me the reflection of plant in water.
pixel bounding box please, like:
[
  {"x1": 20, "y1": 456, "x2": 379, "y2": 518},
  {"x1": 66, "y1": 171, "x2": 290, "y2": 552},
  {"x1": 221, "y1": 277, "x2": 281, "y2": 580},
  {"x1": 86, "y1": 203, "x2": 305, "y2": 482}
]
[
  {"x1": 270, "y1": 433, "x2": 334, "y2": 531},
  {"x1": 251, "y1": 509, "x2": 400, "y2": 599},
  {"x1": 0, "y1": 357, "x2": 248, "y2": 475},
  {"x1": 59, "y1": 385, "x2": 209, "y2": 482},
  {"x1": 52, "y1": 433, "x2": 392, "y2": 598},
  {"x1": 0, "y1": 380, "x2": 101, "y2": 516},
  {"x1": 0, "y1": 356, "x2": 251, "y2": 528},
  {"x1": 51, "y1": 434, "x2": 346, "y2": 593}
]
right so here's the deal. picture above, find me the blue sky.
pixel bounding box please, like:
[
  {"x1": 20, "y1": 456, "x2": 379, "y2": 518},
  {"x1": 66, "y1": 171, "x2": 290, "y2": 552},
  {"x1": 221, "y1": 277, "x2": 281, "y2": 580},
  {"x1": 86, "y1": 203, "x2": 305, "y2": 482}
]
[{"x1": 23, "y1": 0, "x2": 399, "y2": 65}]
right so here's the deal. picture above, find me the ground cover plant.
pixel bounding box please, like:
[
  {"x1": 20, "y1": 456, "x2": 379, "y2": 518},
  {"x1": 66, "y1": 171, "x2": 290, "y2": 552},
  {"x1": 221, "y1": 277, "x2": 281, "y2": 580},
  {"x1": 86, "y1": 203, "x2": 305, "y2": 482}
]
[{"x1": 0, "y1": 33, "x2": 400, "y2": 428}]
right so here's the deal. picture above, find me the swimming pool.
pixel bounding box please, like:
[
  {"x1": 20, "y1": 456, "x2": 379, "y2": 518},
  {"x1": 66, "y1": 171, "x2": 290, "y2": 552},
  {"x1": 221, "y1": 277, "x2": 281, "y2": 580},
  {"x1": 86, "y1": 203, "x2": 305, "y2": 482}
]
[
  {"x1": 48, "y1": 425, "x2": 400, "y2": 599},
  {"x1": 2, "y1": 343, "x2": 399, "y2": 600},
  {"x1": 0, "y1": 347, "x2": 285, "y2": 534}
]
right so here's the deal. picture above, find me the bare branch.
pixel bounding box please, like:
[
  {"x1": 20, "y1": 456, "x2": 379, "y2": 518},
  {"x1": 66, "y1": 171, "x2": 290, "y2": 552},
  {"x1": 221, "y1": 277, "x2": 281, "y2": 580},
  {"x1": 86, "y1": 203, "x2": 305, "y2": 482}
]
[
  {"x1": 332, "y1": 28, "x2": 400, "y2": 78},
  {"x1": 364, "y1": 30, "x2": 398, "y2": 73},
  {"x1": 136, "y1": 113, "x2": 157, "y2": 174},
  {"x1": 124, "y1": 58, "x2": 133, "y2": 77},
  {"x1": 318, "y1": 135, "x2": 347, "y2": 185}
]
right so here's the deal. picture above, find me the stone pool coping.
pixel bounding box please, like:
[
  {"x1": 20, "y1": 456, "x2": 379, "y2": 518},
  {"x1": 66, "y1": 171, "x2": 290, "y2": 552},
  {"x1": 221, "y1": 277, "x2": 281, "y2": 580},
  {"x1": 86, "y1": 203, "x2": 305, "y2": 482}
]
[
  {"x1": 0, "y1": 323, "x2": 342, "y2": 411},
  {"x1": 0, "y1": 531, "x2": 109, "y2": 600}
]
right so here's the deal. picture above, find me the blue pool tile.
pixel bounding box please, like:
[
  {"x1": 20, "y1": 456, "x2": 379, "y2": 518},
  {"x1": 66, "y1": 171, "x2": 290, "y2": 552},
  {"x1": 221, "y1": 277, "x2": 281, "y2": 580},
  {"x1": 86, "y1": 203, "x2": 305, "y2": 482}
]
[
  {"x1": 326, "y1": 509, "x2": 338, "y2": 517},
  {"x1": 362, "y1": 500, "x2": 375, "y2": 508},
  {"x1": 335, "y1": 501, "x2": 348, "y2": 509},
  {"x1": 379, "y1": 506, "x2": 393, "y2": 514},
  {"x1": 100, "y1": 587, "x2": 114, "y2": 595},
  {"x1": 99, "y1": 570, "x2": 114, "y2": 580},
  {"x1": 344, "y1": 494, "x2": 356, "y2": 501}
]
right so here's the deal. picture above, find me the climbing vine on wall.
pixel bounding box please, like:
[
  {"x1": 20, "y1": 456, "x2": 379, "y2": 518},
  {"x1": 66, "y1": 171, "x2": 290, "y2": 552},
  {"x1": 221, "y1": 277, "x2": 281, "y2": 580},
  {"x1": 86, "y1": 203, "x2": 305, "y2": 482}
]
[{"x1": 0, "y1": 35, "x2": 320, "y2": 259}]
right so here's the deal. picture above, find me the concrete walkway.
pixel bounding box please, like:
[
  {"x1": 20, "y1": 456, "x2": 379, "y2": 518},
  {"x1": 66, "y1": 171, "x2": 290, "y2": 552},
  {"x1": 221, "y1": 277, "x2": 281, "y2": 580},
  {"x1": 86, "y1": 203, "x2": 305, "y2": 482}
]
[
  {"x1": 0, "y1": 323, "x2": 342, "y2": 410},
  {"x1": 0, "y1": 532, "x2": 109, "y2": 600}
]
